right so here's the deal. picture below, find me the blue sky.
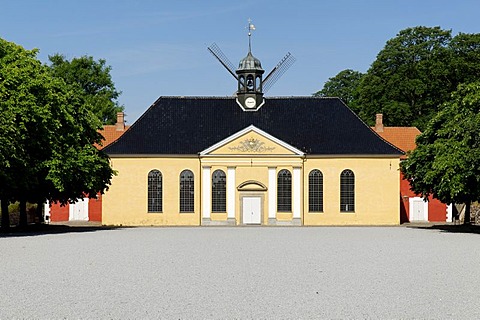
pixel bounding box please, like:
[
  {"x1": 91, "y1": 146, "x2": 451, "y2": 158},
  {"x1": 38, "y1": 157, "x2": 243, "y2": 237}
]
[{"x1": 2, "y1": 0, "x2": 479, "y2": 123}]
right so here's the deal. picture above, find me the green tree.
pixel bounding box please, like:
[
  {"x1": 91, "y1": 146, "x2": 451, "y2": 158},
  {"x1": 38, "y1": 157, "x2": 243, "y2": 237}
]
[
  {"x1": 0, "y1": 38, "x2": 115, "y2": 229},
  {"x1": 400, "y1": 82, "x2": 480, "y2": 224},
  {"x1": 0, "y1": 38, "x2": 43, "y2": 228},
  {"x1": 449, "y1": 32, "x2": 480, "y2": 87},
  {"x1": 314, "y1": 69, "x2": 364, "y2": 112},
  {"x1": 48, "y1": 54, "x2": 124, "y2": 125},
  {"x1": 357, "y1": 26, "x2": 453, "y2": 129}
]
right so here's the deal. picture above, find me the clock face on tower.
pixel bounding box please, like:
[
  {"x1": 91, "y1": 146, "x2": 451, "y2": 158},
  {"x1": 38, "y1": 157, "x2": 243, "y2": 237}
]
[{"x1": 245, "y1": 97, "x2": 256, "y2": 108}]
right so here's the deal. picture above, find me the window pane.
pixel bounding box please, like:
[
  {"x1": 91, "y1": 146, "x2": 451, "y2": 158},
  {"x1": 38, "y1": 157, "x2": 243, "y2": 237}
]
[
  {"x1": 212, "y1": 170, "x2": 226, "y2": 212},
  {"x1": 180, "y1": 170, "x2": 194, "y2": 213},
  {"x1": 340, "y1": 169, "x2": 354, "y2": 212},
  {"x1": 309, "y1": 169, "x2": 323, "y2": 212},
  {"x1": 277, "y1": 169, "x2": 292, "y2": 212},
  {"x1": 148, "y1": 170, "x2": 162, "y2": 212}
]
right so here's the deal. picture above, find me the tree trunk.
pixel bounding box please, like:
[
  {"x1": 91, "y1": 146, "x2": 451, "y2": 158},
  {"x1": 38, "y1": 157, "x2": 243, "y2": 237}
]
[
  {"x1": 19, "y1": 199, "x2": 27, "y2": 227},
  {"x1": 1, "y1": 198, "x2": 10, "y2": 231},
  {"x1": 35, "y1": 201, "x2": 44, "y2": 224},
  {"x1": 464, "y1": 201, "x2": 471, "y2": 225}
]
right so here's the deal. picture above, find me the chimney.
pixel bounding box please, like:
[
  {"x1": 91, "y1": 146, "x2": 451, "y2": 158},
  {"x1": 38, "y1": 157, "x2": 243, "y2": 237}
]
[
  {"x1": 375, "y1": 113, "x2": 384, "y2": 132},
  {"x1": 115, "y1": 112, "x2": 125, "y2": 131}
]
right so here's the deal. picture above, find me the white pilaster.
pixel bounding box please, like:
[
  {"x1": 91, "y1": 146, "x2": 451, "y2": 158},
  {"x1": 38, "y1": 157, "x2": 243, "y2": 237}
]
[
  {"x1": 447, "y1": 203, "x2": 453, "y2": 222},
  {"x1": 44, "y1": 200, "x2": 51, "y2": 223},
  {"x1": 268, "y1": 167, "x2": 276, "y2": 219},
  {"x1": 202, "y1": 166, "x2": 211, "y2": 219},
  {"x1": 227, "y1": 167, "x2": 236, "y2": 219},
  {"x1": 293, "y1": 167, "x2": 301, "y2": 219},
  {"x1": 68, "y1": 201, "x2": 74, "y2": 221}
]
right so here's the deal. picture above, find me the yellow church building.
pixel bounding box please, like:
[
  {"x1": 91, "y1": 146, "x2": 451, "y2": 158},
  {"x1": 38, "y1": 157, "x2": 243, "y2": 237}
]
[
  {"x1": 102, "y1": 30, "x2": 402, "y2": 226},
  {"x1": 102, "y1": 96, "x2": 402, "y2": 226}
]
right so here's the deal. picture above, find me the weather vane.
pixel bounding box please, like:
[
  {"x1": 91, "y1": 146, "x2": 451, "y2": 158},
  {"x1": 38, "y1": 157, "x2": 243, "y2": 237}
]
[{"x1": 247, "y1": 18, "x2": 255, "y2": 52}]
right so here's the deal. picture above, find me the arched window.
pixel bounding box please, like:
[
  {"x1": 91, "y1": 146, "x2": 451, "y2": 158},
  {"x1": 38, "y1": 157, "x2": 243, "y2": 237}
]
[
  {"x1": 212, "y1": 169, "x2": 226, "y2": 212},
  {"x1": 340, "y1": 169, "x2": 355, "y2": 212},
  {"x1": 180, "y1": 170, "x2": 194, "y2": 213},
  {"x1": 277, "y1": 169, "x2": 292, "y2": 212},
  {"x1": 309, "y1": 169, "x2": 323, "y2": 212},
  {"x1": 148, "y1": 170, "x2": 162, "y2": 212}
]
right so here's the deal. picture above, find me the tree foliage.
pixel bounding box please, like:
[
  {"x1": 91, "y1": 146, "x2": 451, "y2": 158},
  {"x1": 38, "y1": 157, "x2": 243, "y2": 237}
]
[
  {"x1": 400, "y1": 82, "x2": 480, "y2": 223},
  {"x1": 48, "y1": 54, "x2": 124, "y2": 125},
  {"x1": 357, "y1": 26, "x2": 453, "y2": 129},
  {"x1": 0, "y1": 38, "x2": 115, "y2": 228},
  {"x1": 314, "y1": 69, "x2": 364, "y2": 112},
  {"x1": 449, "y1": 32, "x2": 480, "y2": 87},
  {"x1": 316, "y1": 27, "x2": 480, "y2": 130}
]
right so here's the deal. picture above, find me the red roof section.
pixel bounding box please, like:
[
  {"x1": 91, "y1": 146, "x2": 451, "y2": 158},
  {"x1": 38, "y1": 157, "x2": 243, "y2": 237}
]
[
  {"x1": 372, "y1": 127, "x2": 421, "y2": 159},
  {"x1": 96, "y1": 125, "x2": 130, "y2": 150}
]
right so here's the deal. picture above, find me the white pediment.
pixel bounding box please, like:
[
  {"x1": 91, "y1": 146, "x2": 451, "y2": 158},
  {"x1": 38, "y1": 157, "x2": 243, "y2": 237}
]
[{"x1": 200, "y1": 125, "x2": 305, "y2": 156}]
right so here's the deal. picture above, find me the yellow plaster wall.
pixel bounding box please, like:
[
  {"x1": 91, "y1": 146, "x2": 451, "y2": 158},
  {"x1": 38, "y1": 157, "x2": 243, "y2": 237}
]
[
  {"x1": 103, "y1": 157, "x2": 200, "y2": 226},
  {"x1": 103, "y1": 155, "x2": 400, "y2": 226},
  {"x1": 303, "y1": 158, "x2": 400, "y2": 225},
  {"x1": 276, "y1": 212, "x2": 293, "y2": 221}
]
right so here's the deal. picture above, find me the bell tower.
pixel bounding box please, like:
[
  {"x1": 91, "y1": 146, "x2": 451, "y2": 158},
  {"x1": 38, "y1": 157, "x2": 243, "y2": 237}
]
[
  {"x1": 235, "y1": 19, "x2": 265, "y2": 111},
  {"x1": 207, "y1": 19, "x2": 296, "y2": 111}
]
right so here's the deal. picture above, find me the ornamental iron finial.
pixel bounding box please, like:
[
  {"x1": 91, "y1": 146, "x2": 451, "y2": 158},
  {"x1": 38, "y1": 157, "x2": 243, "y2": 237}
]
[{"x1": 247, "y1": 18, "x2": 256, "y2": 53}]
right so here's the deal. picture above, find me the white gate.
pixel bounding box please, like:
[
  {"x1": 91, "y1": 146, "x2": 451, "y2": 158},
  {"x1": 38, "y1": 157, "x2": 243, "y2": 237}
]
[
  {"x1": 242, "y1": 197, "x2": 261, "y2": 224},
  {"x1": 409, "y1": 197, "x2": 428, "y2": 222},
  {"x1": 69, "y1": 198, "x2": 89, "y2": 221}
]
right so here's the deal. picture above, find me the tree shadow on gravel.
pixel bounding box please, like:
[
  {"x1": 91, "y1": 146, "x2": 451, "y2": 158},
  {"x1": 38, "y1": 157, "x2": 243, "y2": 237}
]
[
  {"x1": 0, "y1": 224, "x2": 125, "y2": 238},
  {"x1": 408, "y1": 224, "x2": 480, "y2": 235}
]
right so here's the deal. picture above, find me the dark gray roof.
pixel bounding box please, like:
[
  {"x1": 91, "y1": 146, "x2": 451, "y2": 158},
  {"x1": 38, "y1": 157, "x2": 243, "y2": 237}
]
[
  {"x1": 104, "y1": 96, "x2": 403, "y2": 156},
  {"x1": 238, "y1": 52, "x2": 263, "y2": 71}
]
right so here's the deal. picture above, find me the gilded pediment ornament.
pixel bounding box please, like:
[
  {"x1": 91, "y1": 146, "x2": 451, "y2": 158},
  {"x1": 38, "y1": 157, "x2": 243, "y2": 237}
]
[{"x1": 229, "y1": 137, "x2": 275, "y2": 152}]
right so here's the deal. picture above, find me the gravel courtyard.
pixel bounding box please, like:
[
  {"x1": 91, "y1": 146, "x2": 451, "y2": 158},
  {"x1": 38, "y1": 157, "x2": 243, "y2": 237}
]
[{"x1": 1, "y1": 226, "x2": 479, "y2": 319}]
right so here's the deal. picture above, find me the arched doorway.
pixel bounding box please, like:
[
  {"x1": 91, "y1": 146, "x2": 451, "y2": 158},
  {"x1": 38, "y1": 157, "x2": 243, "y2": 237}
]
[{"x1": 238, "y1": 180, "x2": 267, "y2": 225}]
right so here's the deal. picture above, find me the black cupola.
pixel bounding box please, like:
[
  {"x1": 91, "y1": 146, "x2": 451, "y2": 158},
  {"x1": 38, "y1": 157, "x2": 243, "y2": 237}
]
[{"x1": 234, "y1": 20, "x2": 265, "y2": 111}]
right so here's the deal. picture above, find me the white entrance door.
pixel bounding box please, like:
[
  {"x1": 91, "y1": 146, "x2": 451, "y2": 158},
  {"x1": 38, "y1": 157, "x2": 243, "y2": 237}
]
[
  {"x1": 410, "y1": 197, "x2": 428, "y2": 222},
  {"x1": 69, "y1": 198, "x2": 89, "y2": 221},
  {"x1": 242, "y1": 197, "x2": 261, "y2": 224}
]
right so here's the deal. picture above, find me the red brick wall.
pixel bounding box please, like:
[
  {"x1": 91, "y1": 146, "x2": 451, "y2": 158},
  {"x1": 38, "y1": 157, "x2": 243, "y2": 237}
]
[
  {"x1": 88, "y1": 194, "x2": 102, "y2": 222},
  {"x1": 400, "y1": 172, "x2": 447, "y2": 222},
  {"x1": 428, "y1": 198, "x2": 447, "y2": 222},
  {"x1": 400, "y1": 173, "x2": 413, "y2": 221},
  {"x1": 400, "y1": 195, "x2": 409, "y2": 224},
  {"x1": 50, "y1": 202, "x2": 69, "y2": 222},
  {"x1": 49, "y1": 194, "x2": 102, "y2": 222}
]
